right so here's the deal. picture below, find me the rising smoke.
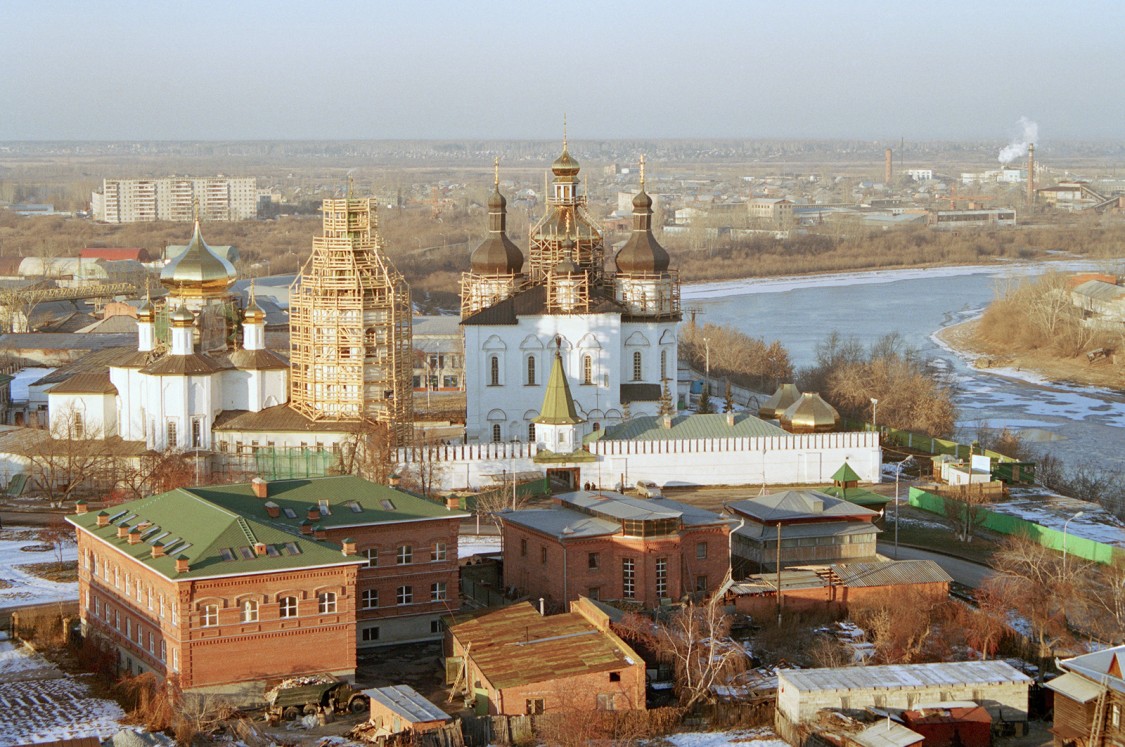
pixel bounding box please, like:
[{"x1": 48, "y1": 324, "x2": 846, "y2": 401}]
[{"x1": 998, "y1": 117, "x2": 1038, "y2": 164}]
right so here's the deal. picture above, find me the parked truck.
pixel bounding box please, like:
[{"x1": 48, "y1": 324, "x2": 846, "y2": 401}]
[{"x1": 267, "y1": 680, "x2": 369, "y2": 721}]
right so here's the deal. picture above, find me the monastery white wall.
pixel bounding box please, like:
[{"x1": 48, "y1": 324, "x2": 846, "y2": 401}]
[
  {"x1": 396, "y1": 431, "x2": 881, "y2": 492},
  {"x1": 48, "y1": 392, "x2": 116, "y2": 438}
]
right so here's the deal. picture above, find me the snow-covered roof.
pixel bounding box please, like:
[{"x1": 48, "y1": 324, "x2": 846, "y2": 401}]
[{"x1": 780, "y1": 660, "x2": 1031, "y2": 693}]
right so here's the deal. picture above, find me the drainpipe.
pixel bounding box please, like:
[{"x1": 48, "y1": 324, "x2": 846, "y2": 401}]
[
  {"x1": 562, "y1": 543, "x2": 568, "y2": 605},
  {"x1": 728, "y1": 516, "x2": 746, "y2": 580}
]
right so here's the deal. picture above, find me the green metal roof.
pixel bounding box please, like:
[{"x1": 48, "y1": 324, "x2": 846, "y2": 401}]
[
  {"x1": 599, "y1": 413, "x2": 787, "y2": 442},
  {"x1": 535, "y1": 351, "x2": 582, "y2": 425},
  {"x1": 831, "y1": 461, "x2": 862, "y2": 483},
  {"x1": 66, "y1": 475, "x2": 467, "y2": 581},
  {"x1": 820, "y1": 486, "x2": 891, "y2": 508}
]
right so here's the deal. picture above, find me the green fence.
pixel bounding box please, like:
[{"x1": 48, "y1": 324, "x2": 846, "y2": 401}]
[
  {"x1": 909, "y1": 487, "x2": 1119, "y2": 564},
  {"x1": 452, "y1": 476, "x2": 550, "y2": 513}
]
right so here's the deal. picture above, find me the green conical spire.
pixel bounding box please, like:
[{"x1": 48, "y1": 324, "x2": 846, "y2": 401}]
[
  {"x1": 535, "y1": 343, "x2": 582, "y2": 425},
  {"x1": 831, "y1": 461, "x2": 861, "y2": 484}
]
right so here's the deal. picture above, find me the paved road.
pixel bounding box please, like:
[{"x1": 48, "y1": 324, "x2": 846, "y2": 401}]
[{"x1": 877, "y1": 543, "x2": 994, "y2": 588}]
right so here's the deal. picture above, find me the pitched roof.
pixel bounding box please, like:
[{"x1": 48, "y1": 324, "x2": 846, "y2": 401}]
[
  {"x1": 780, "y1": 661, "x2": 1031, "y2": 694},
  {"x1": 830, "y1": 559, "x2": 952, "y2": 587},
  {"x1": 535, "y1": 351, "x2": 582, "y2": 425},
  {"x1": 727, "y1": 489, "x2": 880, "y2": 524},
  {"x1": 67, "y1": 475, "x2": 467, "y2": 581},
  {"x1": 448, "y1": 602, "x2": 640, "y2": 690},
  {"x1": 46, "y1": 372, "x2": 118, "y2": 395},
  {"x1": 31, "y1": 346, "x2": 135, "y2": 386},
  {"x1": 212, "y1": 404, "x2": 354, "y2": 434},
  {"x1": 362, "y1": 685, "x2": 449, "y2": 724},
  {"x1": 226, "y1": 348, "x2": 289, "y2": 371},
  {"x1": 502, "y1": 490, "x2": 730, "y2": 539},
  {"x1": 141, "y1": 352, "x2": 227, "y2": 375},
  {"x1": 599, "y1": 413, "x2": 786, "y2": 442},
  {"x1": 832, "y1": 462, "x2": 862, "y2": 483},
  {"x1": 460, "y1": 284, "x2": 625, "y2": 326}
]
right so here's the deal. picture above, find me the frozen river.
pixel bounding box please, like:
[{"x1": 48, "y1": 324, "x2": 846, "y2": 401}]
[{"x1": 683, "y1": 260, "x2": 1125, "y2": 469}]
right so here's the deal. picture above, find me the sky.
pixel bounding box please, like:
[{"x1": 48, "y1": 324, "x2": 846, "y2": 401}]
[{"x1": 2, "y1": 0, "x2": 1123, "y2": 142}]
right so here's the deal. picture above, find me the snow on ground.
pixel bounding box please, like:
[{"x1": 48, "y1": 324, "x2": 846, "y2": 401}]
[
  {"x1": 0, "y1": 633, "x2": 125, "y2": 744},
  {"x1": 681, "y1": 259, "x2": 1107, "y2": 301},
  {"x1": 650, "y1": 726, "x2": 788, "y2": 746},
  {"x1": 459, "y1": 533, "x2": 502, "y2": 558},
  {"x1": 0, "y1": 526, "x2": 78, "y2": 609},
  {"x1": 987, "y1": 495, "x2": 1125, "y2": 547}
]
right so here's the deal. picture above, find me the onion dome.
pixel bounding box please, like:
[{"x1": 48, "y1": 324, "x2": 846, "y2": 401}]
[
  {"x1": 470, "y1": 182, "x2": 524, "y2": 275},
  {"x1": 552, "y1": 132, "x2": 580, "y2": 179},
  {"x1": 780, "y1": 393, "x2": 840, "y2": 433},
  {"x1": 615, "y1": 158, "x2": 670, "y2": 274},
  {"x1": 243, "y1": 280, "x2": 266, "y2": 323},
  {"x1": 137, "y1": 295, "x2": 155, "y2": 323},
  {"x1": 759, "y1": 383, "x2": 802, "y2": 419},
  {"x1": 170, "y1": 305, "x2": 195, "y2": 328},
  {"x1": 160, "y1": 220, "x2": 237, "y2": 298}
]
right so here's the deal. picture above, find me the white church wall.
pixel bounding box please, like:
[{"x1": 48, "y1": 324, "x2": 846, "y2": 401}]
[{"x1": 47, "y1": 392, "x2": 117, "y2": 438}]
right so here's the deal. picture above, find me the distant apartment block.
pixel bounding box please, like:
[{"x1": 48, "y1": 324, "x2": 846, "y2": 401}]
[
  {"x1": 927, "y1": 208, "x2": 1016, "y2": 229},
  {"x1": 91, "y1": 177, "x2": 258, "y2": 223}
]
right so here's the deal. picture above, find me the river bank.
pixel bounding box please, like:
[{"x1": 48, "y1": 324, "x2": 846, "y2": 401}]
[{"x1": 934, "y1": 318, "x2": 1124, "y2": 393}]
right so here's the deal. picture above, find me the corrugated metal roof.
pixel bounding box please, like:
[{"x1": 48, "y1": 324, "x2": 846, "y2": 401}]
[
  {"x1": 1045, "y1": 672, "x2": 1104, "y2": 704},
  {"x1": 601, "y1": 413, "x2": 787, "y2": 441},
  {"x1": 852, "y1": 720, "x2": 924, "y2": 747},
  {"x1": 830, "y1": 560, "x2": 952, "y2": 587},
  {"x1": 562, "y1": 490, "x2": 730, "y2": 527},
  {"x1": 448, "y1": 602, "x2": 639, "y2": 690},
  {"x1": 728, "y1": 489, "x2": 880, "y2": 523},
  {"x1": 737, "y1": 520, "x2": 879, "y2": 541},
  {"x1": 501, "y1": 509, "x2": 620, "y2": 539},
  {"x1": 780, "y1": 660, "x2": 1031, "y2": 693},
  {"x1": 1073, "y1": 280, "x2": 1125, "y2": 303},
  {"x1": 363, "y1": 685, "x2": 449, "y2": 724}
]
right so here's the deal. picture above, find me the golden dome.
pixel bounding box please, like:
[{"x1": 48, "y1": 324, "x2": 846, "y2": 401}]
[
  {"x1": 552, "y1": 144, "x2": 580, "y2": 179},
  {"x1": 780, "y1": 393, "x2": 840, "y2": 433},
  {"x1": 160, "y1": 220, "x2": 237, "y2": 299},
  {"x1": 759, "y1": 383, "x2": 802, "y2": 419},
  {"x1": 170, "y1": 305, "x2": 195, "y2": 328},
  {"x1": 137, "y1": 296, "x2": 155, "y2": 323}
]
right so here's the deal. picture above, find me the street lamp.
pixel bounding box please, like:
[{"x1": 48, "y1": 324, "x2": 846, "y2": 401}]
[
  {"x1": 703, "y1": 337, "x2": 711, "y2": 380},
  {"x1": 893, "y1": 455, "x2": 914, "y2": 560},
  {"x1": 870, "y1": 398, "x2": 879, "y2": 433},
  {"x1": 1062, "y1": 510, "x2": 1084, "y2": 573}
]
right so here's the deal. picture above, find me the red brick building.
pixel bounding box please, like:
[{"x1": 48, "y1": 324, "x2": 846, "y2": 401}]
[
  {"x1": 67, "y1": 475, "x2": 469, "y2": 700},
  {"x1": 501, "y1": 490, "x2": 731, "y2": 608},
  {"x1": 446, "y1": 597, "x2": 645, "y2": 715}
]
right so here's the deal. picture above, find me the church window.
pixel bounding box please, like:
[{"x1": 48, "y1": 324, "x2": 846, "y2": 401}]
[
  {"x1": 583, "y1": 355, "x2": 593, "y2": 385},
  {"x1": 489, "y1": 356, "x2": 500, "y2": 386},
  {"x1": 632, "y1": 351, "x2": 643, "y2": 381},
  {"x1": 528, "y1": 422, "x2": 536, "y2": 441},
  {"x1": 492, "y1": 424, "x2": 501, "y2": 443},
  {"x1": 660, "y1": 349, "x2": 668, "y2": 381},
  {"x1": 593, "y1": 422, "x2": 600, "y2": 432},
  {"x1": 191, "y1": 418, "x2": 202, "y2": 448},
  {"x1": 526, "y1": 356, "x2": 536, "y2": 385},
  {"x1": 166, "y1": 420, "x2": 178, "y2": 449},
  {"x1": 72, "y1": 411, "x2": 85, "y2": 439}
]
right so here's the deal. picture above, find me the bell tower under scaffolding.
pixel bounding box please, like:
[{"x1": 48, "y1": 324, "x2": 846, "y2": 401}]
[{"x1": 289, "y1": 196, "x2": 414, "y2": 445}]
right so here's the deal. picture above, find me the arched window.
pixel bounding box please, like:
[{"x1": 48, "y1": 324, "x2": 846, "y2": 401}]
[
  {"x1": 526, "y1": 355, "x2": 536, "y2": 385},
  {"x1": 489, "y1": 356, "x2": 500, "y2": 386},
  {"x1": 492, "y1": 423, "x2": 502, "y2": 443},
  {"x1": 593, "y1": 422, "x2": 601, "y2": 432},
  {"x1": 201, "y1": 604, "x2": 218, "y2": 627},
  {"x1": 632, "y1": 351, "x2": 643, "y2": 381},
  {"x1": 528, "y1": 422, "x2": 536, "y2": 441},
  {"x1": 240, "y1": 600, "x2": 258, "y2": 623},
  {"x1": 318, "y1": 592, "x2": 337, "y2": 614},
  {"x1": 583, "y1": 355, "x2": 593, "y2": 385},
  {"x1": 279, "y1": 596, "x2": 297, "y2": 618},
  {"x1": 660, "y1": 349, "x2": 668, "y2": 381}
]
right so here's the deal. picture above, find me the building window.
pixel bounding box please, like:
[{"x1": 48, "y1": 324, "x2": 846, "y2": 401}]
[
  {"x1": 240, "y1": 600, "x2": 258, "y2": 623},
  {"x1": 520, "y1": 538, "x2": 527, "y2": 557},
  {"x1": 526, "y1": 356, "x2": 536, "y2": 385},
  {"x1": 148, "y1": 631, "x2": 154, "y2": 654},
  {"x1": 362, "y1": 589, "x2": 378, "y2": 609},
  {"x1": 433, "y1": 542, "x2": 447, "y2": 562},
  {"x1": 588, "y1": 587, "x2": 601, "y2": 601},
  {"x1": 191, "y1": 417, "x2": 202, "y2": 448},
  {"x1": 361, "y1": 626, "x2": 380, "y2": 642},
  {"x1": 623, "y1": 558, "x2": 635, "y2": 599},
  {"x1": 72, "y1": 411, "x2": 85, "y2": 439},
  {"x1": 656, "y1": 557, "x2": 668, "y2": 598},
  {"x1": 696, "y1": 542, "x2": 708, "y2": 560},
  {"x1": 431, "y1": 582, "x2": 447, "y2": 601},
  {"x1": 364, "y1": 547, "x2": 378, "y2": 567},
  {"x1": 489, "y1": 355, "x2": 500, "y2": 386},
  {"x1": 126, "y1": 618, "x2": 131, "y2": 639},
  {"x1": 583, "y1": 355, "x2": 593, "y2": 385},
  {"x1": 201, "y1": 605, "x2": 217, "y2": 627},
  {"x1": 397, "y1": 545, "x2": 413, "y2": 565},
  {"x1": 1113, "y1": 704, "x2": 1122, "y2": 729},
  {"x1": 160, "y1": 640, "x2": 166, "y2": 662},
  {"x1": 166, "y1": 420, "x2": 178, "y2": 448},
  {"x1": 318, "y1": 592, "x2": 337, "y2": 614},
  {"x1": 660, "y1": 349, "x2": 668, "y2": 380},
  {"x1": 588, "y1": 552, "x2": 600, "y2": 569},
  {"x1": 431, "y1": 619, "x2": 444, "y2": 634},
  {"x1": 526, "y1": 699, "x2": 545, "y2": 715},
  {"x1": 171, "y1": 648, "x2": 179, "y2": 672},
  {"x1": 597, "y1": 693, "x2": 616, "y2": 711},
  {"x1": 279, "y1": 596, "x2": 297, "y2": 618},
  {"x1": 492, "y1": 424, "x2": 502, "y2": 443},
  {"x1": 540, "y1": 546, "x2": 547, "y2": 564},
  {"x1": 397, "y1": 586, "x2": 413, "y2": 605},
  {"x1": 632, "y1": 351, "x2": 642, "y2": 381},
  {"x1": 696, "y1": 575, "x2": 708, "y2": 592},
  {"x1": 528, "y1": 422, "x2": 535, "y2": 441}
]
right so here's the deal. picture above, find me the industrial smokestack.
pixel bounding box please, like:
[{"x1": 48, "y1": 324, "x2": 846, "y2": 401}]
[
  {"x1": 884, "y1": 148, "x2": 892, "y2": 186},
  {"x1": 1027, "y1": 143, "x2": 1036, "y2": 208}
]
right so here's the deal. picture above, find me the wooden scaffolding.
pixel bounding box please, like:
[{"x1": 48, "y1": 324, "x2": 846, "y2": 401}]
[{"x1": 289, "y1": 197, "x2": 414, "y2": 445}]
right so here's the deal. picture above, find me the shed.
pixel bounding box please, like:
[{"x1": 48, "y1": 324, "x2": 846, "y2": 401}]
[
  {"x1": 364, "y1": 684, "x2": 449, "y2": 735},
  {"x1": 902, "y1": 705, "x2": 992, "y2": 747}
]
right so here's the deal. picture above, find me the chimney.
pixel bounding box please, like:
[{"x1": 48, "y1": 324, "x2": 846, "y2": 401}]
[
  {"x1": 884, "y1": 147, "x2": 892, "y2": 186},
  {"x1": 75, "y1": 500, "x2": 89, "y2": 515},
  {"x1": 1027, "y1": 143, "x2": 1036, "y2": 208},
  {"x1": 539, "y1": 597, "x2": 546, "y2": 616},
  {"x1": 264, "y1": 501, "x2": 280, "y2": 519},
  {"x1": 251, "y1": 477, "x2": 268, "y2": 499},
  {"x1": 446, "y1": 495, "x2": 460, "y2": 511},
  {"x1": 254, "y1": 542, "x2": 267, "y2": 556},
  {"x1": 127, "y1": 527, "x2": 141, "y2": 545},
  {"x1": 341, "y1": 537, "x2": 357, "y2": 556},
  {"x1": 151, "y1": 541, "x2": 165, "y2": 558},
  {"x1": 314, "y1": 525, "x2": 327, "y2": 541},
  {"x1": 300, "y1": 520, "x2": 313, "y2": 535},
  {"x1": 96, "y1": 512, "x2": 110, "y2": 527},
  {"x1": 307, "y1": 506, "x2": 321, "y2": 521},
  {"x1": 726, "y1": 411, "x2": 735, "y2": 427},
  {"x1": 661, "y1": 414, "x2": 672, "y2": 429},
  {"x1": 389, "y1": 473, "x2": 401, "y2": 488},
  {"x1": 116, "y1": 524, "x2": 130, "y2": 539},
  {"x1": 175, "y1": 556, "x2": 190, "y2": 573}
]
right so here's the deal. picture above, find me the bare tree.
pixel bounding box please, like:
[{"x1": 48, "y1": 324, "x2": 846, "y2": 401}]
[
  {"x1": 26, "y1": 408, "x2": 114, "y2": 504},
  {"x1": 987, "y1": 536, "x2": 1078, "y2": 661},
  {"x1": 400, "y1": 435, "x2": 447, "y2": 498},
  {"x1": 337, "y1": 419, "x2": 397, "y2": 485}
]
